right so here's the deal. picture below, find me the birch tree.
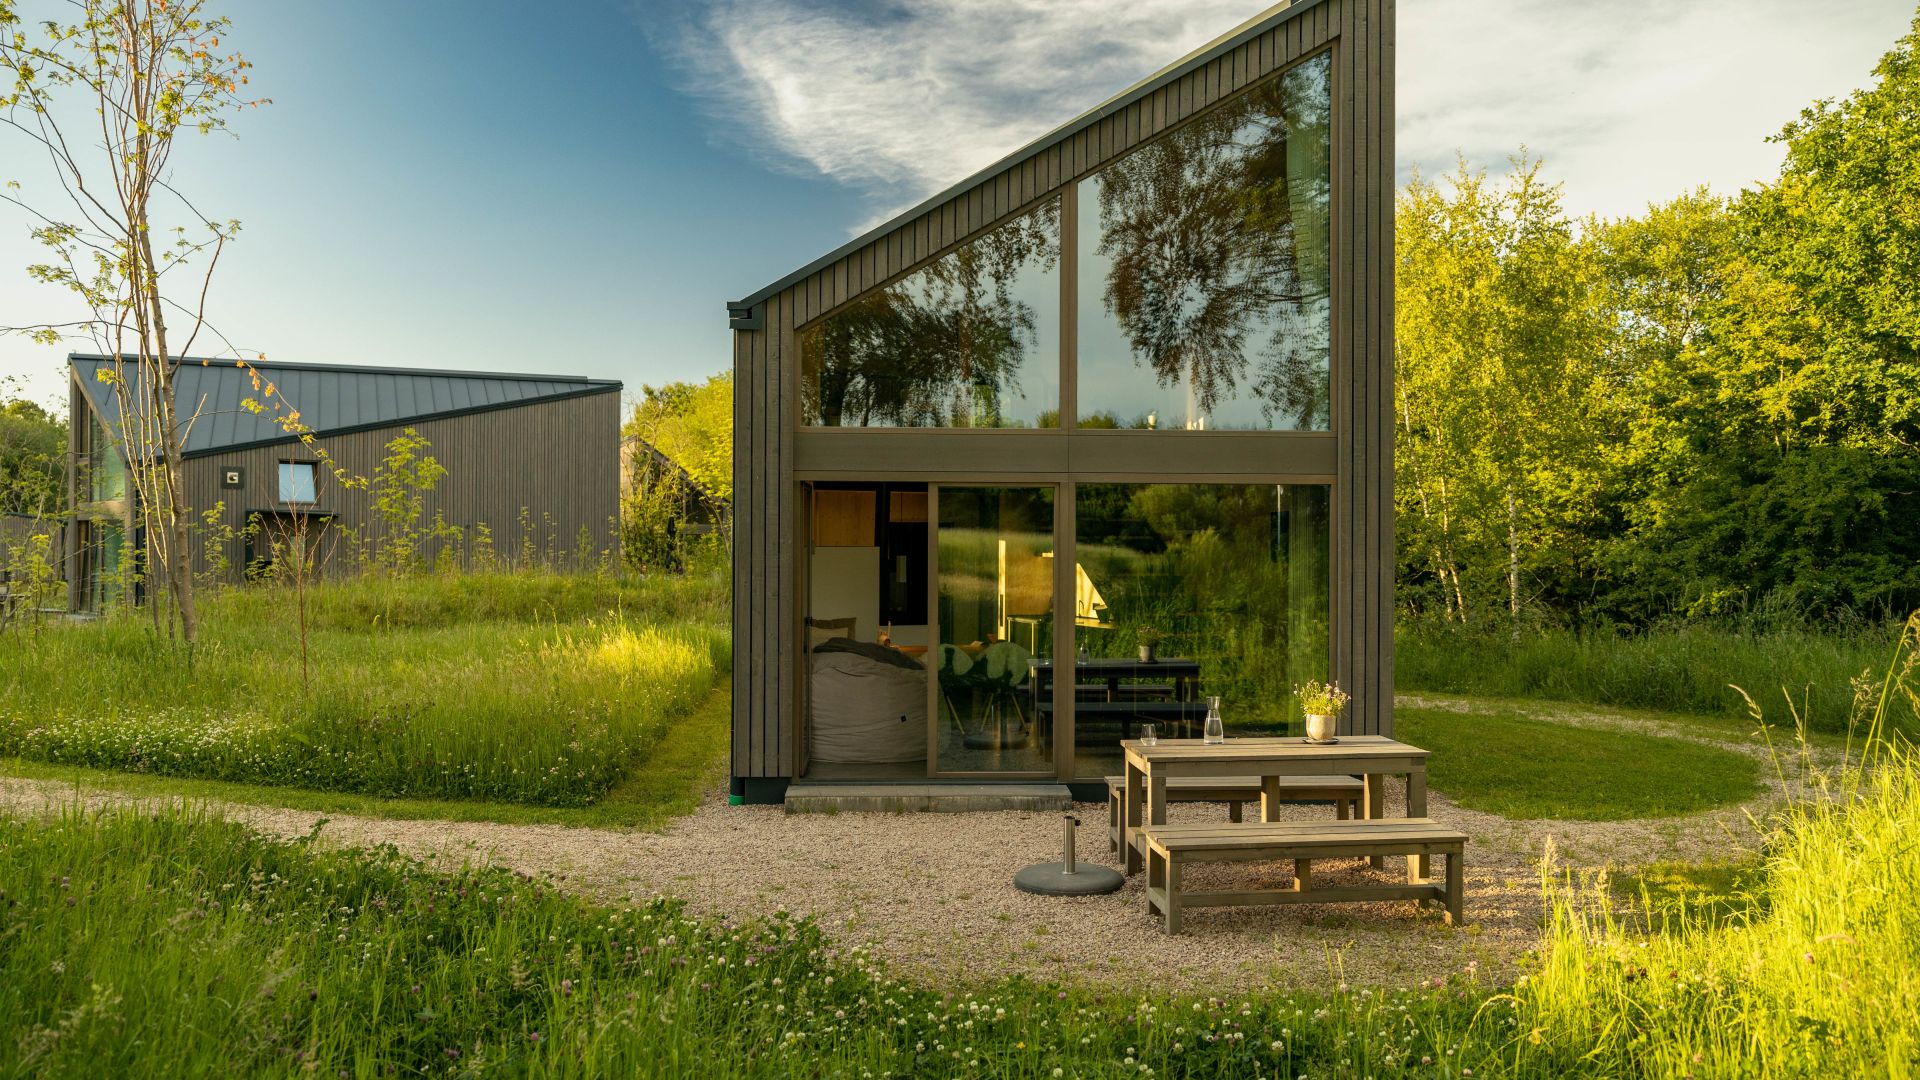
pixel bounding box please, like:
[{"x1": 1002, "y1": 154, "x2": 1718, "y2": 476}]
[
  {"x1": 1394, "y1": 156, "x2": 1608, "y2": 630},
  {"x1": 0, "y1": 0, "x2": 263, "y2": 644}
]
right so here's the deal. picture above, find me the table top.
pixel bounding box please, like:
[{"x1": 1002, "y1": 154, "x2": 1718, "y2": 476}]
[
  {"x1": 1121, "y1": 735, "x2": 1428, "y2": 766},
  {"x1": 1031, "y1": 657, "x2": 1201, "y2": 675}
]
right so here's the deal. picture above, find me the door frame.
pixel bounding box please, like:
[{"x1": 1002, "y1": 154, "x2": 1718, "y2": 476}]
[{"x1": 926, "y1": 481, "x2": 1070, "y2": 780}]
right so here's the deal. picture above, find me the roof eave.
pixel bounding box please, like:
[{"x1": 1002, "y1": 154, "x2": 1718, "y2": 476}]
[
  {"x1": 67, "y1": 352, "x2": 619, "y2": 388},
  {"x1": 724, "y1": 0, "x2": 1326, "y2": 320}
]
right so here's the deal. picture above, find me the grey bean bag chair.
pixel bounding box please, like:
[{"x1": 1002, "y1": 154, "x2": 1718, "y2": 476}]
[{"x1": 809, "y1": 638, "x2": 928, "y2": 764}]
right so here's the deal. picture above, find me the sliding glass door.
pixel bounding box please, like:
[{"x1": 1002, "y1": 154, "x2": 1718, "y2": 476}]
[{"x1": 930, "y1": 485, "x2": 1057, "y2": 777}]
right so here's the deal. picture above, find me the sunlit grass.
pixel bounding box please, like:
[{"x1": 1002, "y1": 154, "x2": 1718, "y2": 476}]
[
  {"x1": 1397, "y1": 706, "x2": 1763, "y2": 820},
  {"x1": 0, "y1": 571, "x2": 730, "y2": 806}
]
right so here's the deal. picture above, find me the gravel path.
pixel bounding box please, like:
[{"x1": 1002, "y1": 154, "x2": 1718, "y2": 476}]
[{"x1": 0, "y1": 696, "x2": 1811, "y2": 994}]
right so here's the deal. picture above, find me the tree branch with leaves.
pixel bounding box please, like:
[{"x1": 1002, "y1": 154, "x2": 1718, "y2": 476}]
[{"x1": 0, "y1": 0, "x2": 267, "y2": 645}]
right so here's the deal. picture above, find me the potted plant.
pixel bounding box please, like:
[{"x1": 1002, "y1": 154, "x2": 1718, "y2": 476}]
[
  {"x1": 1294, "y1": 680, "x2": 1349, "y2": 742},
  {"x1": 1135, "y1": 626, "x2": 1166, "y2": 663}
]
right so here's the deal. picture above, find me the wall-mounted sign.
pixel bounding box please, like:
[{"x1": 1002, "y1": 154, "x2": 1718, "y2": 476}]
[{"x1": 221, "y1": 467, "x2": 245, "y2": 489}]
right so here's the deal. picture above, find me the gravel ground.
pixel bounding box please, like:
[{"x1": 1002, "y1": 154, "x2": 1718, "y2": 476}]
[{"x1": 0, "y1": 697, "x2": 1819, "y2": 994}]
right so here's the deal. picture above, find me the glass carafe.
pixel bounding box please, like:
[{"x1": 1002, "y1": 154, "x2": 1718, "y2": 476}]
[{"x1": 1203, "y1": 695, "x2": 1225, "y2": 745}]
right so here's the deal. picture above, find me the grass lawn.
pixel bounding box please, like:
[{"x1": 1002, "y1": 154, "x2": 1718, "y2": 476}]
[
  {"x1": 1397, "y1": 705, "x2": 1763, "y2": 820},
  {"x1": 6, "y1": 727, "x2": 1915, "y2": 1078},
  {"x1": 0, "y1": 572, "x2": 729, "y2": 807}
]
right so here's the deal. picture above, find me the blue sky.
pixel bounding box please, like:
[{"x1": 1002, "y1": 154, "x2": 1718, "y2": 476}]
[{"x1": 2, "y1": 0, "x2": 1914, "y2": 413}]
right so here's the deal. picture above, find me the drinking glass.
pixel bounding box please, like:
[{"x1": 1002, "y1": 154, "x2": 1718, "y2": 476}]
[{"x1": 1138, "y1": 722, "x2": 1158, "y2": 746}]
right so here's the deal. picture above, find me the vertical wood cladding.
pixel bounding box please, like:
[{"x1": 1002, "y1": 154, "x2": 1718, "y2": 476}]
[
  {"x1": 182, "y1": 390, "x2": 621, "y2": 576},
  {"x1": 732, "y1": 0, "x2": 1396, "y2": 775}
]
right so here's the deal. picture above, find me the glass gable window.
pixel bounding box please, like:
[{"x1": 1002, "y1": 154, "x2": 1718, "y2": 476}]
[
  {"x1": 1071, "y1": 483, "x2": 1330, "y2": 777},
  {"x1": 88, "y1": 417, "x2": 127, "y2": 504},
  {"x1": 277, "y1": 462, "x2": 318, "y2": 505},
  {"x1": 800, "y1": 198, "x2": 1060, "y2": 428},
  {"x1": 1077, "y1": 53, "x2": 1333, "y2": 431}
]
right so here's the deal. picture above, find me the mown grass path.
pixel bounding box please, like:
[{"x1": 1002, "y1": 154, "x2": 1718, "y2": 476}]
[{"x1": 0, "y1": 694, "x2": 1817, "y2": 993}]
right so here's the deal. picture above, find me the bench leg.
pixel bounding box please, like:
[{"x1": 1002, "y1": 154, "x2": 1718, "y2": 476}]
[
  {"x1": 1260, "y1": 776, "x2": 1282, "y2": 822},
  {"x1": 1164, "y1": 854, "x2": 1183, "y2": 935},
  {"x1": 1335, "y1": 797, "x2": 1349, "y2": 821},
  {"x1": 1228, "y1": 800, "x2": 1244, "y2": 824},
  {"x1": 1124, "y1": 764, "x2": 1146, "y2": 875},
  {"x1": 1444, "y1": 850, "x2": 1465, "y2": 926},
  {"x1": 1294, "y1": 858, "x2": 1312, "y2": 893},
  {"x1": 1146, "y1": 845, "x2": 1165, "y2": 921},
  {"x1": 1364, "y1": 775, "x2": 1387, "y2": 870},
  {"x1": 1407, "y1": 771, "x2": 1431, "y2": 882}
]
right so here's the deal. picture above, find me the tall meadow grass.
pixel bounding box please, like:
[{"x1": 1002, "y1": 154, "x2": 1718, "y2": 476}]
[
  {"x1": 1396, "y1": 620, "x2": 1909, "y2": 734},
  {"x1": 0, "y1": 571, "x2": 730, "y2": 805}
]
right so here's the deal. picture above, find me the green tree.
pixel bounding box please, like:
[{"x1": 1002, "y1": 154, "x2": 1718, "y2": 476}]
[
  {"x1": 621, "y1": 376, "x2": 732, "y2": 572},
  {"x1": 0, "y1": 382, "x2": 64, "y2": 517},
  {"x1": 0, "y1": 0, "x2": 264, "y2": 645},
  {"x1": 368, "y1": 429, "x2": 451, "y2": 574},
  {"x1": 1394, "y1": 157, "x2": 1611, "y2": 630},
  {"x1": 1586, "y1": 13, "x2": 1920, "y2": 620},
  {"x1": 625, "y1": 373, "x2": 733, "y2": 504}
]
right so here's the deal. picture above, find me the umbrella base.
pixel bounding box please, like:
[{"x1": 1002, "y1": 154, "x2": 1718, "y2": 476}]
[{"x1": 1013, "y1": 861, "x2": 1125, "y2": 896}]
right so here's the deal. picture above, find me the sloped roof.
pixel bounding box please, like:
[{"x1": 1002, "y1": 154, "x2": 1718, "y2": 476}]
[
  {"x1": 70, "y1": 355, "x2": 621, "y2": 459},
  {"x1": 728, "y1": 0, "x2": 1327, "y2": 317}
]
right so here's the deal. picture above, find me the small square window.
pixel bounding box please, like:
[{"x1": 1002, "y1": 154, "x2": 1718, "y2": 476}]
[
  {"x1": 277, "y1": 462, "x2": 318, "y2": 505},
  {"x1": 221, "y1": 466, "x2": 245, "y2": 489}
]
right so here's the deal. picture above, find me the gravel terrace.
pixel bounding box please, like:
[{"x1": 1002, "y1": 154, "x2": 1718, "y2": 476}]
[{"x1": 0, "y1": 697, "x2": 1809, "y2": 994}]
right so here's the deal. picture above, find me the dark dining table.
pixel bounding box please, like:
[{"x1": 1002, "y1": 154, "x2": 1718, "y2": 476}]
[{"x1": 1028, "y1": 657, "x2": 1202, "y2": 703}]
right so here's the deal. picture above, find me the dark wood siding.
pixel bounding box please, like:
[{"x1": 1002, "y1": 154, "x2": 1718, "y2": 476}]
[
  {"x1": 732, "y1": 0, "x2": 1396, "y2": 776},
  {"x1": 183, "y1": 390, "x2": 621, "y2": 578}
]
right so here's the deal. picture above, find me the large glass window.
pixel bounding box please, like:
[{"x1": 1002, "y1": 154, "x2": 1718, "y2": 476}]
[
  {"x1": 936, "y1": 486, "x2": 1055, "y2": 774},
  {"x1": 1077, "y1": 53, "x2": 1332, "y2": 431},
  {"x1": 1071, "y1": 483, "x2": 1330, "y2": 776},
  {"x1": 800, "y1": 199, "x2": 1061, "y2": 428}
]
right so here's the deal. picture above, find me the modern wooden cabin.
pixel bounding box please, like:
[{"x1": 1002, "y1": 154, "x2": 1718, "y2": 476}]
[
  {"x1": 64, "y1": 355, "x2": 621, "y2": 610},
  {"x1": 728, "y1": 0, "x2": 1394, "y2": 803}
]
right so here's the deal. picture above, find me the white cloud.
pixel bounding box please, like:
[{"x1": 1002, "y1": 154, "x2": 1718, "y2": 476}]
[
  {"x1": 663, "y1": 0, "x2": 1917, "y2": 222},
  {"x1": 657, "y1": 0, "x2": 1269, "y2": 206}
]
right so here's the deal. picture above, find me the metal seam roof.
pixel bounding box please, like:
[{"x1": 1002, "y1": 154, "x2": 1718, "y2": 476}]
[{"x1": 69, "y1": 354, "x2": 621, "y2": 459}]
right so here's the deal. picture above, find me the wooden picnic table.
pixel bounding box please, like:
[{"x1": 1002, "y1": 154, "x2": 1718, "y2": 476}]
[{"x1": 1120, "y1": 735, "x2": 1433, "y2": 881}]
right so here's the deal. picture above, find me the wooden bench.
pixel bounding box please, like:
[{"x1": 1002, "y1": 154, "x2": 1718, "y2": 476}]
[
  {"x1": 1105, "y1": 773, "x2": 1364, "y2": 853},
  {"x1": 1141, "y1": 818, "x2": 1467, "y2": 934}
]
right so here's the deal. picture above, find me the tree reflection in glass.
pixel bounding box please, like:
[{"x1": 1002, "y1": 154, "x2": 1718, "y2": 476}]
[
  {"x1": 1071, "y1": 482, "x2": 1331, "y2": 777},
  {"x1": 801, "y1": 199, "x2": 1060, "y2": 428},
  {"x1": 1079, "y1": 52, "x2": 1332, "y2": 431}
]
